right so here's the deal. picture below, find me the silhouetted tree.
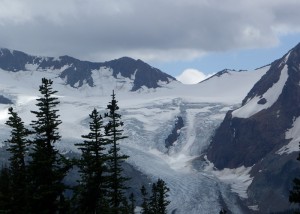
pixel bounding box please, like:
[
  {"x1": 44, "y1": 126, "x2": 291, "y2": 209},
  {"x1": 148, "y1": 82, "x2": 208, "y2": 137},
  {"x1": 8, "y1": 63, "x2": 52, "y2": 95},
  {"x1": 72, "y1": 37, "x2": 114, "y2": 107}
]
[
  {"x1": 290, "y1": 142, "x2": 300, "y2": 214},
  {"x1": 149, "y1": 179, "x2": 170, "y2": 214},
  {"x1": 75, "y1": 108, "x2": 110, "y2": 213},
  {"x1": 0, "y1": 166, "x2": 11, "y2": 213},
  {"x1": 141, "y1": 185, "x2": 150, "y2": 214},
  {"x1": 156, "y1": 179, "x2": 170, "y2": 214},
  {"x1": 105, "y1": 90, "x2": 130, "y2": 213},
  {"x1": 28, "y1": 78, "x2": 70, "y2": 213},
  {"x1": 129, "y1": 193, "x2": 135, "y2": 214},
  {"x1": 149, "y1": 182, "x2": 159, "y2": 214},
  {"x1": 220, "y1": 208, "x2": 227, "y2": 214},
  {"x1": 5, "y1": 107, "x2": 30, "y2": 213}
]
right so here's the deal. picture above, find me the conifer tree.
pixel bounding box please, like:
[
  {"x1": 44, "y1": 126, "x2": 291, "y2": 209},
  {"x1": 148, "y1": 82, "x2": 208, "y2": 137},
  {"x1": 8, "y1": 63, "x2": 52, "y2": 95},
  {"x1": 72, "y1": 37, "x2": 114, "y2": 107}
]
[
  {"x1": 105, "y1": 90, "x2": 130, "y2": 213},
  {"x1": 28, "y1": 78, "x2": 70, "y2": 213},
  {"x1": 219, "y1": 208, "x2": 227, "y2": 214},
  {"x1": 156, "y1": 179, "x2": 170, "y2": 214},
  {"x1": 149, "y1": 182, "x2": 159, "y2": 214},
  {"x1": 290, "y1": 141, "x2": 300, "y2": 212},
  {"x1": 149, "y1": 179, "x2": 170, "y2": 214},
  {"x1": 129, "y1": 193, "x2": 135, "y2": 214},
  {"x1": 0, "y1": 166, "x2": 11, "y2": 213},
  {"x1": 5, "y1": 107, "x2": 30, "y2": 213},
  {"x1": 141, "y1": 185, "x2": 150, "y2": 214},
  {"x1": 75, "y1": 108, "x2": 109, "y2": 213}
]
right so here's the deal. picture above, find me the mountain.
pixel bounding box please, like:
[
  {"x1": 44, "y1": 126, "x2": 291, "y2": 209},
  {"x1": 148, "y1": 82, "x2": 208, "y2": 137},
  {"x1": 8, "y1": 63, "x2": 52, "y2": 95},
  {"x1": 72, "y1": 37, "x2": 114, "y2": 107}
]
[
  {"x1": 0, "y1": 48, "x2": 176, "y2": 91},
  {"x1": 0, "y1": 46, "x2": 299, "y2": 213},
  {"x1": 207, "y1": 43, "x2": 300, "y2": 213}
]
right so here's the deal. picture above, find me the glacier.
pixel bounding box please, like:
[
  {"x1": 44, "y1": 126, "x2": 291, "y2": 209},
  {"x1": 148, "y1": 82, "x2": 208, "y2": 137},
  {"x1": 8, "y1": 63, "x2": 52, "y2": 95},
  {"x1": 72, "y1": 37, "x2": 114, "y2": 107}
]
[{"x1": 0, "y1": 65, "x2": 268, "y2": 213}]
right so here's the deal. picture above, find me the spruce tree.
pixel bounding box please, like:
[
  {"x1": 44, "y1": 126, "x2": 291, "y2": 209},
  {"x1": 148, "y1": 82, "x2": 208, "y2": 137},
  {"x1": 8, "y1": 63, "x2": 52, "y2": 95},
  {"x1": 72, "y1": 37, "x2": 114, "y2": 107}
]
[
  {"x1": 141, "y1": 185, "x2": 150, "y2": 214},
  {"x1": 105, "y1": 90, "x2": 129, "y2": 213},
  {"x1": 156, "y1": 179, "x2": 170, "y2": 214},
  {"x1": 5, "y1": 107, "x2": 30, "y2": 213},
  {"x1": 149, "y1": 179, "x2": 170, "y2": 214},
  {"x1": 290, "y1": 142, "x2": 300, "y2": 213},
  {"x1": 28, "y1": 78, "x2": 70, "y2": 213},
  {"x1": 219, "y1": 208, "x2": 227, "y2": 214},
  {"x1": 149, "y1": 182, "x2": 159, "y2": 214},
  {"x1": 129, "y1": 193, "x2": 135, "y2": 214},
  {"x1": 75, "y1": 108, "x2": 109, "y2": 213},
  {"x1": 0, "y1": 166, "x2": 11, "y2": 213}
]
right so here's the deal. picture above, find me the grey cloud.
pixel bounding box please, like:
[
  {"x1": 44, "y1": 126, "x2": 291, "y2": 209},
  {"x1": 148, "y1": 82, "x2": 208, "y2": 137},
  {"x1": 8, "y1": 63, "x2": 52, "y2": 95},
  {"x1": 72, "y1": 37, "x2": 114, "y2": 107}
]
[{"x1": 0, "y1": 0, "x2": 299, "y2": 62}]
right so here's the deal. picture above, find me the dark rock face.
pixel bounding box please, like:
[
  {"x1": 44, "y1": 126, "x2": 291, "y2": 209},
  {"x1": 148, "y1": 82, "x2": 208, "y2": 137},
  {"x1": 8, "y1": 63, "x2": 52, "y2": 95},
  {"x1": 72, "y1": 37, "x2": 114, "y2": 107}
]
[
  {"x1": 165, "y1": 116, "x2": 184, "y2": 148},
  {"x1": 200, "y1": 69, "x2": 231, "y2": 83},
  {"x1": 248, "y1": 153, "x2": 300, "y2": 213},
  {"x1": 103, "y1": 57, "x2": 175, "y2": 91},
  {"x1": 207, "y1": 43, "x2": 300, "y2": 169},
  {"x1": 0, "y1": 49, "x2": 176, "y2": 91},
  {"x1": 0, "y1": 95, "x2": 13, "y2": 104},
  {"x1": 257, "y1": 98, "x2": 267, "y2": 105},
  {"x1": 0, "y1": 49, "x2": 34, "y2": 71},
  {"x1": 206, "y1": 43, "x2": 300, "y2": 213}
]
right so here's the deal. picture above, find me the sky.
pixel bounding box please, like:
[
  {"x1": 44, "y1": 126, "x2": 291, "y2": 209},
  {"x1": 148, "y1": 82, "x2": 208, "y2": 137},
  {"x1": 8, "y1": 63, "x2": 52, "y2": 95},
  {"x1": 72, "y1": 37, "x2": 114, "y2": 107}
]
[{"x1": 1, "y1": 0, "x2": 300, "y2": 84}]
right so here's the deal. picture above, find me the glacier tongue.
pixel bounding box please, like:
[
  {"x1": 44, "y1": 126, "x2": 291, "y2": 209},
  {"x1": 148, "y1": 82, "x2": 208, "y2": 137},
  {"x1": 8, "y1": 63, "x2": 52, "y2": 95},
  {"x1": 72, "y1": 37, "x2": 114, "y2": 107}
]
[{"x1": 116, "y1": 99, "x2": 245, "y2": 213}]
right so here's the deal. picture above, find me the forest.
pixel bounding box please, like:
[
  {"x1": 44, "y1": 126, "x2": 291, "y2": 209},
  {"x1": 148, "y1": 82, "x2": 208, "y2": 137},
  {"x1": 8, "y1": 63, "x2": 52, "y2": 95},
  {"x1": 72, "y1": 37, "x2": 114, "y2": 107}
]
[{"x1": 0, "y1": 78, "x2": 170, "y2": 214}]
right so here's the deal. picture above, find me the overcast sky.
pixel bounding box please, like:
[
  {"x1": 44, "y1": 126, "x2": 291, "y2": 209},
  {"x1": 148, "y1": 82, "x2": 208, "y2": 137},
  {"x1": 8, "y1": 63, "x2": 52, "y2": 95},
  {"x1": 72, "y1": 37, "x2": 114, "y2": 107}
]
[{"x1": 1, "y1": 0, "x2": 300, "y2": 83}]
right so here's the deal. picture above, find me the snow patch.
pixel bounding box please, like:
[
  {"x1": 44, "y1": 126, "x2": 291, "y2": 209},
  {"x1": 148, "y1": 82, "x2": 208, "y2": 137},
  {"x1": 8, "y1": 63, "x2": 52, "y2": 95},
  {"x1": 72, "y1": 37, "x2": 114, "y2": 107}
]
[
  {"x1": 131, "y1": 69, "x2": 137, "y2": 80},
  {"x1": 277, "y1": 116, "x2": 300, "y2": 155},
  {"x1": 204, "y1": 156, "x2": 253, "y2": 199},
  {"x1": 233, "y1": 65, "x2": 288, "y2": 118},
  {"x1": 248, "y1": 205, "x2": 259, "y2": 211},
  {"x1": 25, "y1": 63, "x2": 39, "y2": 71},
  {"x1": 0, "y1": 108, "x2": 9, "y2": 122}
]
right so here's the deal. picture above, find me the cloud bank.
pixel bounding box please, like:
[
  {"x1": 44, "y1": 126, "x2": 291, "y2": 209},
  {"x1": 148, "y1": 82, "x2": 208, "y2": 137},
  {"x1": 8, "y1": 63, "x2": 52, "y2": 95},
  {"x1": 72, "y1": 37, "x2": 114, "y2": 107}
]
[
  {"x1": 176, "y1": 69, "x2": 213, "y2": 84},
  {"x1": 0, "y1": 0, "x2": 300, "y2": 62}
]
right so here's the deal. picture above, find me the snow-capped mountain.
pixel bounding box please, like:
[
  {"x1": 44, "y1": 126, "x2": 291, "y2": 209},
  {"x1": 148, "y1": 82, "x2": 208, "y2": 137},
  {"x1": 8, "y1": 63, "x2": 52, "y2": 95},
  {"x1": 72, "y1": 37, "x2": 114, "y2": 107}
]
[
  {"x1": 207, "y1": 43, "x2": 300, "y2": 213},
  {"x1": 0, "y1": 45, "x2": 299, "y2": 213},
  {"x1": 0, "y1": 48, "x2": 175, "y2": 91}
]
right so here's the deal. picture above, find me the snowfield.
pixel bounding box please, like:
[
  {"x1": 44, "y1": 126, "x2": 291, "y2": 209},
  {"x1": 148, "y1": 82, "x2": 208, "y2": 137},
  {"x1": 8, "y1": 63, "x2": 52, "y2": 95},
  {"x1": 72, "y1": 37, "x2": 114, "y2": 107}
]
[
  {"x1": 232, "y1": 65, "x2": 288, "y2": 118},
  {"x1": 0, "y1": 66, "x2": 268, "y2": 213}
]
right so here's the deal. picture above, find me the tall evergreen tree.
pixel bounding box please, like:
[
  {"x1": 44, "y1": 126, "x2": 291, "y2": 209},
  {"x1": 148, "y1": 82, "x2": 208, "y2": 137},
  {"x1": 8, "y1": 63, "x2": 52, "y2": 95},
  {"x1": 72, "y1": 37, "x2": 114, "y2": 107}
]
[
  {"x1": 0, "y1": 166, "x2": 11, "y2": 213},
  {"x1": 149, "y1": 179, "x2": 170, "y2": 214},
  {"x1": 28, "y1": 78, "x2": 70, "y2": 213},
  {"x1": 75, "y1": 108, "x2": 109, "y2": 213},
  {"x1": 105, "y1": 90, "x2": 129, "y2": 213},
  {"x1": 149, "y1": 182, "x2": 159, "y2": 214},
  {"x1": 290, "y1": 141, "x2": 300, "y2": 213},
  {"x1": 141, "y1": 185, "x2": 150, "y2": 214},
  {"x1": 129, "y1": 193, "x2": 135, "y2": 214},
  {"x1": 156, "y1": 179, "x2": 170, "y2": 214},
  {"x1": 219, "y1": 208, "x2": 227, "y2": 214},
  {"x1": 5, "y1": 107, "x2": 30, "y2": 213}
]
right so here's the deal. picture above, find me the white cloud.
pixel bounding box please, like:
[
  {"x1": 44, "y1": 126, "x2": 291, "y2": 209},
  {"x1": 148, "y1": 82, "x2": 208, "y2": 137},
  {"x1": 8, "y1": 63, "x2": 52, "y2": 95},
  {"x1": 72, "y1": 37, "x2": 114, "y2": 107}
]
[
  {"x1": 176, "y1": 69, "x2": 213, "y2": 84},
  {"x1": 0, "y1": 0, "x2": 300, "y2": 62}
]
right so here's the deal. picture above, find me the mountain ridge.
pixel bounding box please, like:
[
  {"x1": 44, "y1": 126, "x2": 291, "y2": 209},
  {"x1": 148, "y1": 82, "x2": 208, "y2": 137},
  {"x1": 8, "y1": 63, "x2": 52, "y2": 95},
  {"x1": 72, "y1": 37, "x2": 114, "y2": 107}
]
[
  {"x1": 0, "y1": 48, "x2": 176, "y2": 91},
  {"x1": 0, "y1": 43, "x2": 300, "y2": 213},
  {"x1": 206, "y1": 42, "x2": 300, "y2": 213}
]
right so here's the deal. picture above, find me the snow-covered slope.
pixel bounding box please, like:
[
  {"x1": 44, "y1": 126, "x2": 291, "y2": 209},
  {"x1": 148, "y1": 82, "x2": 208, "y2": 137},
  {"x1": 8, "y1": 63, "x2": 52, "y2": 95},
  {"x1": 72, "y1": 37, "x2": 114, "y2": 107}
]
[
  {"x1": 0, "y1": 48, "x2": 176, "y2": 91},
  {"x1": 207, "y1": 43, "x2": 300, "y2": 213}
]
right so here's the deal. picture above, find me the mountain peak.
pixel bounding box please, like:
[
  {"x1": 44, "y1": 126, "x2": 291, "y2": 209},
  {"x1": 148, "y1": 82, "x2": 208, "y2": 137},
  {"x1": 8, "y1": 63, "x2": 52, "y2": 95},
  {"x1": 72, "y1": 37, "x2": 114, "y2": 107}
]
[
  {"x1": 103, "y1": 57, "x2": 176, "y2": 91},
  {"x1": 208, "y1": 41, "x2": 300, "y2": 169},
  {"x1": 0, "y1": 48, "x2": 176, "y2": 91},
  {"x1": 291, "y1": 42, "x2": 300, "y2": 51}
]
